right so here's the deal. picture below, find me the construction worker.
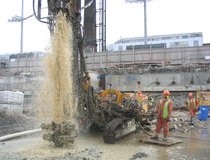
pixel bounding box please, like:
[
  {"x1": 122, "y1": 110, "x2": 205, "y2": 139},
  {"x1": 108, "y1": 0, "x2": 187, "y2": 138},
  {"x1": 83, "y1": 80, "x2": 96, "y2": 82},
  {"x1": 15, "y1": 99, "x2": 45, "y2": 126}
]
[
  {"x1": 151, "y1": 90, "x2": 173, "y2": 141},
  {"x1": 185, "y1": 92, "x2": 199, "y2": 125},
  {"x1": 83, "y1": 72, "x2": 91, "y2": 92},
  {"x1": 148, "y1": 95, "x2": 156, "y2": 112},
  {"x1": 136, "y1": 91, "x2": 143, "y2": 110},
  {"x1": 136, "y1": 91, "x2": 143, "y2": 99}
]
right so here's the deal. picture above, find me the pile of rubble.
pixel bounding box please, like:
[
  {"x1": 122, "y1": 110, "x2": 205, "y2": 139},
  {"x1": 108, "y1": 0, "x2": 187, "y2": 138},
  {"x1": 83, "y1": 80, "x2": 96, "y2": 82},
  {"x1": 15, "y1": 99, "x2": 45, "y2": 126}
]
[
  {"x1": 170, "y1": 111, "x2": 191, "y2": 132},
  {"x1": 150, "y1": 111, "x2": 204, "y2": 134},
  {"x1": 130, "y1": 152, "x2": 149, "y2": 160},
  {"x1": 153, "y1": 93, "x2": 187, "y2": 109}
]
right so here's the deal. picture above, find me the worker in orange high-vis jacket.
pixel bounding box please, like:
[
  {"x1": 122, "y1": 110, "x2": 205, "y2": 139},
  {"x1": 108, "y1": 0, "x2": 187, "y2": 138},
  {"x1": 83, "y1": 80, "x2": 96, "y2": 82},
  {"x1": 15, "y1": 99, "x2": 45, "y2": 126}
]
[
  {"x1": 151, "y1": 90, "x2": 173, "y2": 141},
  {"x1": 185, "y1": 92, "x2": 199, "y2": 125}
]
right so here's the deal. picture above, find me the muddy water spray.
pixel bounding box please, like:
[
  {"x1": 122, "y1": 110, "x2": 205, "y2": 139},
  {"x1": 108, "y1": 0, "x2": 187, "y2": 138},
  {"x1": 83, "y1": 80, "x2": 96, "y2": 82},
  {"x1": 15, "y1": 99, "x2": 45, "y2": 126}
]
[{"x1": 37, "y1": 12, "x2": 75, "y2": 123}]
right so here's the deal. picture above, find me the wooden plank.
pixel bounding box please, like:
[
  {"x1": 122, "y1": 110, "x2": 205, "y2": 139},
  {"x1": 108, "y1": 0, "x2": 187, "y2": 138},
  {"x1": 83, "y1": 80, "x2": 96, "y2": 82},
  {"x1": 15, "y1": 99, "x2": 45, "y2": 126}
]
[{"x1": 139, "y1": 136, "x2": 183, "y2": 146}]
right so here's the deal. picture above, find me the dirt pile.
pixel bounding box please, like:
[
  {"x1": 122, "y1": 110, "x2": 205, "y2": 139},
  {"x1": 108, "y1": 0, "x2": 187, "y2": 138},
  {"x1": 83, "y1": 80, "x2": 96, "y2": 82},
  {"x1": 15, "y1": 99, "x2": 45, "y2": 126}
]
[
  {"x1": 0, "y1": 111, "x2": 39, "y2": 136},
  {"x1": 0, "y1": 111, "x2": 25, "y2": 126}
]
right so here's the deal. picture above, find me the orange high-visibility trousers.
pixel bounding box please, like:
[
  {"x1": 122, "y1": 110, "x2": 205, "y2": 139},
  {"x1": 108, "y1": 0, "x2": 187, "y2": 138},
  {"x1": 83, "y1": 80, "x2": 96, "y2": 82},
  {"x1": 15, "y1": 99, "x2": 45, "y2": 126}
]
[
  {"x1": 155, "y1": 117, "x2": 169, "y2": 137},
  {"x1": 189, "y1": 108, "x2": 196, "y2": 117}
]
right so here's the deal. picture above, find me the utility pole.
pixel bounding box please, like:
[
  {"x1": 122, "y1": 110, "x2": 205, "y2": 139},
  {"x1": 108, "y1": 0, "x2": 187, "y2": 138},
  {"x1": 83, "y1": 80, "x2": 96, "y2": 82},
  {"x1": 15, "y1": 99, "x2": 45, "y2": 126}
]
[
  {"x1": 97, "y1": 0, "x2": 106, "y2": 52},
  {"x1": 20, "y1": 0, "x2": 24, "y2": 54},
  {"x1": 125, "y1": 0, "x2": 152, "y2": 45},
  {"x1": 143, "y1": 0, "x2": 147, "y2": 45}
]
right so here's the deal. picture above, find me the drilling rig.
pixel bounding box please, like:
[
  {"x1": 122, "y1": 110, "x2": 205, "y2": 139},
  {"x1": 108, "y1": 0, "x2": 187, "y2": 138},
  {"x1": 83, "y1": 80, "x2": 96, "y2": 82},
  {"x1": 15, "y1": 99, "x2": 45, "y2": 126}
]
[
  {"x1": 33, "y1": 0, "x2": 90, "y2": 147},
  {"x1": 34, "y1": 0, "x2": 154, "y2": 146}
]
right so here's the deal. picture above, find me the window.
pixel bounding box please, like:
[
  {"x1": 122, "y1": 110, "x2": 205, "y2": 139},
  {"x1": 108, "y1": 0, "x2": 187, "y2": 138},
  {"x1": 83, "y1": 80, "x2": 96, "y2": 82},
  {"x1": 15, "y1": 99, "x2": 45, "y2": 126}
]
[
  {"x1": 193, "y1": 40, "x2": 199, "y2": 46},
  {"x1": 190, "y1": 33, "x2": 202, "y2": 37},
  {"x1": 118, "y1": 46, "x2": 123, "y2": 51},
  {"x1": 175, "y1": 42, "x2": 179, "y2": 46},
  {"x1": 182, "y1": 35, "x2": 188, "y2": 39},
  {"x1": 162, "y1": 36, "x2": 171, "y2": 40}
]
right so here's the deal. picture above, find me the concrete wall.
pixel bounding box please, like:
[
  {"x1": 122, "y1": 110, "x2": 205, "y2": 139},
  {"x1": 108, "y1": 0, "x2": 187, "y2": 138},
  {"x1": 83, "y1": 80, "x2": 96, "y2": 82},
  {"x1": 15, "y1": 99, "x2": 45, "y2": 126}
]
[
  {"x1": 86, "y1": 46, "x2": 210, "y2": 69},
  {"x1": 1, "y1": 46, "x2": 210, "y2": 74},
  {"x1": 0, "y1": 46, "x2": 210, "y2": 109},
  {"x1": 105, "y1": 72, "x2": 210, "y2": 92},
  {"x1": 0, "y1": 75, "x2": 42, "y2": 108}
]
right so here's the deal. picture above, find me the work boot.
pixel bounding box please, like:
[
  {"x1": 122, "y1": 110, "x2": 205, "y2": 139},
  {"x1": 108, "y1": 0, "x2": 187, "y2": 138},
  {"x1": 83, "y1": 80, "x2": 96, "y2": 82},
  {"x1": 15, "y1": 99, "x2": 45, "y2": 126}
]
[
  {"x1": 150, "y1": 134, "x2": 159, "y2": 140},
  {"x1": 163, "y1": 136, "x2": 168, "y2": 141},
  {"x1": 190, "y1": 118, "x2": 194, "y2": 125},
  {"x1": 190, "y1": 121, "x2": 194, "y2": 125}
]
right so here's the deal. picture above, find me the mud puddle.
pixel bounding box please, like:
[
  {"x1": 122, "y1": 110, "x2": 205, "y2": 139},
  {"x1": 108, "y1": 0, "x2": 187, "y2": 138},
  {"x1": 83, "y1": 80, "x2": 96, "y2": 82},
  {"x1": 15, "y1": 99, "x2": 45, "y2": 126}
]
[{"x1": 1, "y1": 127, "x2": 210, "y2": 160}]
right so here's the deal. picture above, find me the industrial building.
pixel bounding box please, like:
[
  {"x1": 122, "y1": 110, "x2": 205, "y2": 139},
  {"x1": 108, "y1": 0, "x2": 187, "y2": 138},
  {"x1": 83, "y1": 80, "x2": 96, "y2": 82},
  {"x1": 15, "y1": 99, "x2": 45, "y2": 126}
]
[{"x1": 107, "y1": 32, "x2": 203, "y2": 51}]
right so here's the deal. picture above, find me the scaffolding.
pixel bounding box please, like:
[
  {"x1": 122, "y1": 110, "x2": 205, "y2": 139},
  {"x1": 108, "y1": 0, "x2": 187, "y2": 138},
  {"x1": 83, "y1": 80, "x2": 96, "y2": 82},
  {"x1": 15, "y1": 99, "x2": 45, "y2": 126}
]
[{"x1": 96, "y1": 0, "x2": 106, "y2": 52}]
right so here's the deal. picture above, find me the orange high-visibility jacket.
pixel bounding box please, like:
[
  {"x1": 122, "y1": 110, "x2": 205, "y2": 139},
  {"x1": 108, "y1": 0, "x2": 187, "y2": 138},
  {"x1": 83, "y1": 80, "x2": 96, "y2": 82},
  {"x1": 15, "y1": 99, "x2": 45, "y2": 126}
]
[
  {"x1": 185, "y1": 98, "x2": 199, "y2": 110},
  {"x1": 156, "y1": 99, "x2": 173, "y2": 119}
]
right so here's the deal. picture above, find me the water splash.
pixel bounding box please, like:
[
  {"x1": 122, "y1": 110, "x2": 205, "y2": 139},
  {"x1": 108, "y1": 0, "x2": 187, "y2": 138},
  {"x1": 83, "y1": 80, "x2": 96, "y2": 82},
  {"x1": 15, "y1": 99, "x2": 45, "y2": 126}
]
[{"x1": 36, "y1": 12, "x2": 76, "y2": 123}]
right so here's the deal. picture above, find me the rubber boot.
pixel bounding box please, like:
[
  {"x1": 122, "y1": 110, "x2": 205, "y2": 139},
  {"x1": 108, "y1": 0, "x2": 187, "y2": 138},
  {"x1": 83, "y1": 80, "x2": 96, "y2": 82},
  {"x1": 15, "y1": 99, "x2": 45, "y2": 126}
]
[
  {"x1": 163, "y1": 136, "x2": 168, "y2": 141},
  {"x1": 151, "y1": 134, "x2": 159, "y2": 140},
  {"x1": 190, "y1": 117, "x2": 194, "y2": 125}
]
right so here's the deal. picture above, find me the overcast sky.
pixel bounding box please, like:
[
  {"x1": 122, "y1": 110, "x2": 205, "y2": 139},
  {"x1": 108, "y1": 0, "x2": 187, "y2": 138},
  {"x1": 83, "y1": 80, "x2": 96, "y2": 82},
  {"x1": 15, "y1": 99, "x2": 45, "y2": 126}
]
[{"x1": 0, "y1": 0, "x2": 210, "y2": 54}]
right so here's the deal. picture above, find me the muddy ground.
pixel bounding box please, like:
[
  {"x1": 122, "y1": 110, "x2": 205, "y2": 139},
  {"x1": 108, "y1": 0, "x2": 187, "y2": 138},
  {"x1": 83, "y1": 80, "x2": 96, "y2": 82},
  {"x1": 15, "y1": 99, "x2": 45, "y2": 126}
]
[
  {"x1": 0, "y1": 111, "x2": 210, "y2": 160},
  {"x1": 0, "y1": 128, "x2": 210, "y2": 160}
]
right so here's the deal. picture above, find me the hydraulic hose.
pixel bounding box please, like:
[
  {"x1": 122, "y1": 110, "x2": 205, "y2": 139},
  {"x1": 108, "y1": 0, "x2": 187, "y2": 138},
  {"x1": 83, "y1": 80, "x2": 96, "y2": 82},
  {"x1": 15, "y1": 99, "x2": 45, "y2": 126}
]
[
  {"x1": 33, "y1": 0, "x2": 51, "y2": 24},
  {"x1": 138, "y1": 121, "x2": 153, "y2": 136}
]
